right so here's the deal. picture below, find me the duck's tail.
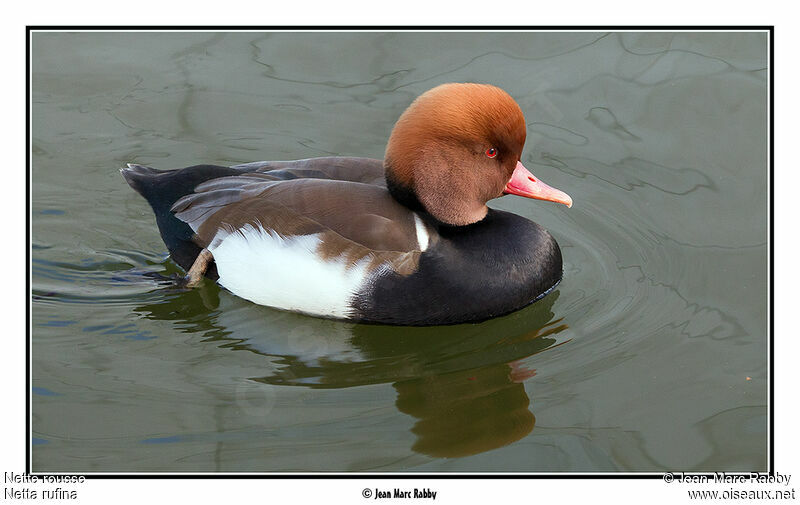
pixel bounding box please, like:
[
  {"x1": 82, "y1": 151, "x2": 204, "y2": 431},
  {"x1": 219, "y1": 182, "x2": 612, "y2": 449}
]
[
  {"x1": 121, "y1": 163, "x2": 243, "y2": 210},
  {"x1": 120, "y1": 163, "x2": 160, "y2": 191},
  {"x1": 121, "y1": 163, "x2": 200, "y2": 271},
  {"x1": 120, "y1": 163, "x2": 242, "y2": 274}
]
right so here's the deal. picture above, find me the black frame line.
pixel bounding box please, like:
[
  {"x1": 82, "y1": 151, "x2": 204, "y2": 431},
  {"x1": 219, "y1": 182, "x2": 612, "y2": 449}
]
[
  {"x1": 26, "y1": 22, "x2": 32, "y2": 479},
  {"x1": 25, "y1": 25, "x2": 775, "y2": 479},
  {"x1": 768, "y1": 27, "x2": 774, "y2": 475}
]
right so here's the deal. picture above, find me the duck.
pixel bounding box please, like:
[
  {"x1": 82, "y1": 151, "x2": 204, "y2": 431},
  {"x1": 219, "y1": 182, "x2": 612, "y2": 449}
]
[{"x1": 122, "y1": 83, "x2": 573, "y2": 326}]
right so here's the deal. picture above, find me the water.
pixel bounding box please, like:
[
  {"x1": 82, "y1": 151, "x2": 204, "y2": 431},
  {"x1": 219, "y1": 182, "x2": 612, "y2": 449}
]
[{"x1": 31, "y1": 31, "x2": 768, "y2": 472}]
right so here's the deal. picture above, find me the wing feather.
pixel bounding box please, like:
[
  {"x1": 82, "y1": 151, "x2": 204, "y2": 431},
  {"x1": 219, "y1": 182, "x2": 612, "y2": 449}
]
[{"x1": 170, "y1": 161, "x2": 426, "y2": 258}]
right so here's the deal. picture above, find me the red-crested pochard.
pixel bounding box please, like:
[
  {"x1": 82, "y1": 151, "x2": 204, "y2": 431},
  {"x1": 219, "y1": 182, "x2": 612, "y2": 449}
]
[{"x1": 122, "y1": 83, "x2": 573, "y2": 325}]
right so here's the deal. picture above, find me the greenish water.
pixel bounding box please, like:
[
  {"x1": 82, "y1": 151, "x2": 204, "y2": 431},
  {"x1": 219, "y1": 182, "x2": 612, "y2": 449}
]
[{"x1": 31, "y1": 31, "x2": 768, "y2": 472}]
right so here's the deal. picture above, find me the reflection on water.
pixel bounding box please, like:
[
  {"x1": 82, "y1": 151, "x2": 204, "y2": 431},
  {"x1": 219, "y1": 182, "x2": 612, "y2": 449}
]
[
  {"x1": 396, "y1": 362, "x2": 536, "y2": 458},
  {"x1": 32, "y1": 31, "x2": 768, "y2": 472},
  {"x1": 131, "y1": 284, "x2": 567, "y2": 460}
]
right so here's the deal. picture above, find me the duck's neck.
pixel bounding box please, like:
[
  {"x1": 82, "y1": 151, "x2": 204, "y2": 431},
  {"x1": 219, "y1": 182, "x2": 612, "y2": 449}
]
[
  {"x1": 385, "y1": 172, "x2": 425, "y2": 213},
  {"x1": 385, "y1": 172, "x2": 491, "y2": 230}
]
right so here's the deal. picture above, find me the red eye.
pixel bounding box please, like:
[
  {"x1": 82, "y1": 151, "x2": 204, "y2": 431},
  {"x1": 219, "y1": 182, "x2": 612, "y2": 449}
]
[{"x1": 486, "y1": 148, "x2": 497, "y2": 158}]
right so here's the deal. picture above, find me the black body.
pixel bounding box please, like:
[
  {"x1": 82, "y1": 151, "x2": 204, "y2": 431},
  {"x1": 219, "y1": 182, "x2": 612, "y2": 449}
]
[{"x1": 353, "y1": 210, "x2": 562, "y2": 325}]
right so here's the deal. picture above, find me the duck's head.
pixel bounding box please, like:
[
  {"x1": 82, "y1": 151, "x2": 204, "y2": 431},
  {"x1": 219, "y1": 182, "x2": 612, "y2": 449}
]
[{"x1": 385, "y1": 83, "x2": 572, "y2": 226}]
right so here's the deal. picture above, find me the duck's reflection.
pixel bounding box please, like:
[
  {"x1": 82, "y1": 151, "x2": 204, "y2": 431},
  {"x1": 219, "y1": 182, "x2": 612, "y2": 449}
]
[
  {"x1": 396, "y1": 360, "x2": 536, "y2": 458},
  {"x1": 134, "y1": 281, "x2": 568, "y2": 458}
]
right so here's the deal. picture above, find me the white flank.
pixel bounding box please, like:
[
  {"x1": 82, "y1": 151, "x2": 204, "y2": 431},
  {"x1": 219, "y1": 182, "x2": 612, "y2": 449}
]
[
  {"x1": 413, "y1": 213, "x2": 430, "y2": 252},
  {"x1": 208, "y1": 224, "x2": 375, "y2": 319}
]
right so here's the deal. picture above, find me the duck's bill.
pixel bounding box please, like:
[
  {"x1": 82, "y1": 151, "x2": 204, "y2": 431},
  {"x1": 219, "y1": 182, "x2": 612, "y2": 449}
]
[{"x1": 502, "y1": 161, "x2": 573, "y2": 208}]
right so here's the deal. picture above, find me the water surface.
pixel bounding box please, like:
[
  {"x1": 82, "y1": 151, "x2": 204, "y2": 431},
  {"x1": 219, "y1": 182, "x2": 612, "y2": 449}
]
[{"x1": 31, "y1": 31, "x2": 768, "y2": 472}]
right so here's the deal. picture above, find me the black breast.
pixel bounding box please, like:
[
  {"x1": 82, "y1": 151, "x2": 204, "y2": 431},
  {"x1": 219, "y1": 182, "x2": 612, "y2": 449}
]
[{"x1": 351, "y1": 209, "x2": 563, "y2": 325}]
